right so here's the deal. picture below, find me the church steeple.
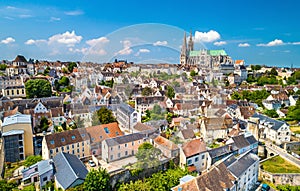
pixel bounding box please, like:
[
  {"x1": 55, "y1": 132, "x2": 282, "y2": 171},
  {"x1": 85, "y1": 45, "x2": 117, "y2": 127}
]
[
  {"x1": 181, "y1": 31, "x2": 187, "y2": 56},
  {"x1": 188, "y1": 30, "x2": 194, "y2": 51}
]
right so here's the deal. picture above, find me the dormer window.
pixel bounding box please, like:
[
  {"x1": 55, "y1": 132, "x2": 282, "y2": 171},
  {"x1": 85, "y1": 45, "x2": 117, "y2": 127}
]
[
  {"x1": 50, "y1": 140, "x2": 54, "y2": 145},
  {"x1": 71, "y1": 135, "x2": 76, "y2": 140},
  {"x1": 61, "y1": 138, "x2": 65, "y2": 142}
]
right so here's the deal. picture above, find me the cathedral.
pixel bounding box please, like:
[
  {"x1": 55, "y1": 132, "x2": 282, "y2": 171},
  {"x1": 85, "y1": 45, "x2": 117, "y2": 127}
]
[{"x1": 179, "y1": 31, "x2": 232, "y2": 71}]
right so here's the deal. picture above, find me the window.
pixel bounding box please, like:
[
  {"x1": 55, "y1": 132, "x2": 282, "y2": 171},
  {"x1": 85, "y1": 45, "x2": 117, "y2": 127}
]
[
  {"x1": 125, "y1": 151, "x2": 128, "y2": 156},
  {"x1": 110, "y1": 155, "x2": 113, "y2": 160},
  {"x1": 132, "y1": 141, "x2": 134, "y2": 146},
  {"x1": 118, "y1": 153, "x2": 121, "y2": 158},
  {"x1": 104, "y1": 127, "x2": 110, "y2": 134},
  {"x1": 118, "y1": 145, "x2": 120, "y2": 149},
  {"x1": 81, "y1": 134, "x2": 85, "y2": 137},
  {"x1": 50, "y1": 149, "x2": 53, "y2": 154},
  {"x1": 56, "y1": 148, "x2": 59, "y2": 152},
  {"x1": 50, "y1": 140, "x2": 55, "y2": 145},
  {"x1": 116, "y1": 132, "x2": 119, "y2": 135},
  {"x1": 125, "y1": 143, "x2": 127, "y2": 147},
  {"x1": 72, "y1": 144, "x2": 74, "y2": 149},
  {"x1": 100, "y1": 136, "x2": 102, "y2": 139},
  {"x1": 77, "y1": 149, "x2": 80, "y2": 153},
  {"x1": 187, "y1": 159, "x2": 192, "y2": 165},
  {"x1": 67, "y1": 145, "x2": 69, "y2": 150},
  {"x1": 43, "y1": 177, "x2": 47, "y2": 182},
  {"x1": 202, "y1": 155, "x2": 205, "y2": 159},
  {"x1": 195, "y1": 157, "x2": 199, "y2": 162},
  {"x1": 71, "y1": 135, "x2": 76, "y2": 140},
  {"x1": 61, "y1": 138, "x2": 65, "y2": 142},
  {"x1": 111, "y1": 147, "x2": 113, "y2": 151},
  {"x1": 61, "y1": 147, "x2": 64, "y2": 151},
  {"x1": 82, "y1": 142, "x2": 84, "y2": 146}
]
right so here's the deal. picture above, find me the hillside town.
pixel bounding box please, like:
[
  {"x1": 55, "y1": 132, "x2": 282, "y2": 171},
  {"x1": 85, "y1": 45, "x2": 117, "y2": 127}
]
[{"x1": 0, "y1": 47, "x2": 299, "y2": 191}]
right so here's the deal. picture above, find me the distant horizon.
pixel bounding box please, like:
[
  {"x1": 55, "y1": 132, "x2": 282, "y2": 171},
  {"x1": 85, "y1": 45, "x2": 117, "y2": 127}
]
[{"x1": 0, "y1": 1, "x2": 299, "y2": 68}]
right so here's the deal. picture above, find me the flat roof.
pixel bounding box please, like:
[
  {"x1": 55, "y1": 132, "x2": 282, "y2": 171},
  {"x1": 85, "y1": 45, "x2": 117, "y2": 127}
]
[
  {"x1": 2, "y1": 129, "x2": 24, "y2": 136},
  {"x1": 2, "y1": 114, "x2": 31, "y2": 127}
]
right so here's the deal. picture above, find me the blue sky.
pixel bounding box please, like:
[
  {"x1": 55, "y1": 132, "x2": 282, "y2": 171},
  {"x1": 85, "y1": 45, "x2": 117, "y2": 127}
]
[{"x1": 0, "y1": 0, "x2": 299, "y2": 67}]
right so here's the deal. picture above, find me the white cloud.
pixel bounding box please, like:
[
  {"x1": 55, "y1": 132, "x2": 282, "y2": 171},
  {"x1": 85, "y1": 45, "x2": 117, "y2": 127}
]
[
  {"x1": 194, "y1": 30, "x2": 220, "y2": 43},
  {"x1": 213, "y1": 41, "x2": 227, "y2": 46},
  {"x1": 50, "y1": 17, "x2": 61, "y2": 22},
  {"x1": 139, "y1": 48, "x2": 150, "y2": 53},
  {"x1": 153, "y1": 40, "x2": 168, "y2": 46},
  {"x1": 25, "y1": 39, "x2": 47, "y2": 45},
  {"x1": 117, "y1": 40, "x2": 133, "y2": 55},
  {"x1": 1, "y1": 37, "x2": 15, "y2": 44},
  {"x1": 86, "y1": 37, "x2": 109, "y2": 47},
  {"x1": 48, "y1": 30, "x2": 82, "y2": 46},
  {"x1": 292, "y1": 42, "x2": 300, "y2": 45},
  {"x1": 238, "y1": 43, "x2": 250, "y2": 47},
  {"x1": 64, "y1": 10, "x2": 84, "y2": 16},
  {"x1": 18, "y1": 14, "x2": 32, "y2": 18},
  {"x1": 257, "y1": 39, "x2": 284, "y2": 47}
]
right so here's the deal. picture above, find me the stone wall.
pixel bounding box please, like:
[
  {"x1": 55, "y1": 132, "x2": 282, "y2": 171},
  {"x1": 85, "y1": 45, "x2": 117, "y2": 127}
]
[
  {"x1": 0, "y1": 138, "x2": 5, "y2": 179},
  {"x1": 260, "y1": 170, "x2": 300, "y2": 186},
  {"x1": 283, "y1": 142, "x2": 300, "y2": 151},
  {"x1": 109, "y1": 159, "x2": 170, "y2": 189}
]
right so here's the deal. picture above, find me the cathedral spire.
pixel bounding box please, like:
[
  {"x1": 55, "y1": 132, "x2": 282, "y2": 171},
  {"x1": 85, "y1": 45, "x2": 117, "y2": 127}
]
[
  {"x1": 188, "y1": 30, "x2": 194, "y2": 51},
  {"x1": 181, "y1": 31, "x2": 187, "y2": 55}
]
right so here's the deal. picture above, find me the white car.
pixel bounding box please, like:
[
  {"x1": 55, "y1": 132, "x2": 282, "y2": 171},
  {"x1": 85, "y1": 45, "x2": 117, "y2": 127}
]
[{"x1": 88, "y1": 160, "x2": 96, "y2": 167}]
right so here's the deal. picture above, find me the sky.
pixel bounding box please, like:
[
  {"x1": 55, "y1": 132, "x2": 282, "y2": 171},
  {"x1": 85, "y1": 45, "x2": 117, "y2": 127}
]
[{"x1": 0, "y1": 0, "x2": 299, "y2": 67}]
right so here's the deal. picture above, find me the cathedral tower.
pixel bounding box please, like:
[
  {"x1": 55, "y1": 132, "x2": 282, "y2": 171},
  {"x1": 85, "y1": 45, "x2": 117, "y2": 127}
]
[
  {"x1": 180, "y1": 32, "x2": 187, "y2": 66},
  {"x1": 188, "y1": 30, "x2": 194, "y2": 52}
]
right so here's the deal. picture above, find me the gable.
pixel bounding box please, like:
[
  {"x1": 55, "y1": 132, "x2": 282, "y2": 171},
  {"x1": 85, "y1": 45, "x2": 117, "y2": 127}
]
[{"x1": 34, "y1": 102, "x2": 48, "y2": 113}]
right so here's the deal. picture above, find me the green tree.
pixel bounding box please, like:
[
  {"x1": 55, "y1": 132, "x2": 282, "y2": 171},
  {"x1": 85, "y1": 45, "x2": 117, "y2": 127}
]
[
  {"x1": 24, "y1": 155, "x2": 42, "y2": 167},
  {"x1": 59, "y1": 76, "x2": 70, "y2": 86},
  {"x1": 0, "y1": 64, "x2": 7, "y2": 70},
  {"x1": 264, "y1": 109, "x2": 279, "y2": 118},
  {"x1": 0, "y1": 180, "x2": 17, "y2": 191},
  {"x1": 141, "y1": 87, "x2": 153, "y2": 96},
  {"x1": 73, "y1": 116, "x2": 85, "y2": 129},
  {"x1": 84, "y1": 168, "x2": 110, "y2": 191},
  {"x1": 190, "y1": 70, "x2": 197, "y2": 77},
  {"x1": 152, "y1": 104, "x2": 162, "y2": 115},
  {"x1": 92, "y1": 107, "x2": 117, "y2": 126},
  {"x1": 166, "y1": 85, "x2": 175, "y2": 99},
  {"x1": 68, "y1": 62, "x2": 77, "y2": 73},
  {"x1": 231, "y1": 92, "x2": 242, "y2": 100},
  {"x1": 118, "y1": 180, "x2": 151, "y2": 191},
  {"x1": 22, "y1": 184, "x2": 36, "y2": 191},
  {"x1": 25, "y1": 79, "x2": 52, "y2": 98},
  {"x1": 43, "y1": 66, "x2": 50, "y2": 76},
  {"x1": 287, "y1": 99, "x2": 300, "y2": 121},
  {"x1": 270, "y1": 68, "x2": 278, "y2": 76},
  {"x1": 135, "y1": 142, "x2": 162, "y2": 169},
  {"x1": 37, "y1": 116, "x2": 51, "y2": 132}
]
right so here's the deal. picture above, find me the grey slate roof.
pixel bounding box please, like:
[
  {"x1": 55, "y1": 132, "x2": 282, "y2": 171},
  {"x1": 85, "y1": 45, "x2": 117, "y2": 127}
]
[
  {"x1": 117, "y1": 103, "x2": 135, "y2": 114},
  {"x1": 245, "y1": 135, "x2": 258, "y2": 145},
  {"x1": 224, "y1": 152, "x2": 259, "y2": 178},
  {"x1": 208, "y1": 143, "x2": 237, "y2": 158},
  {"x1": 53, "y1": 152, "x2": 88, "y2": 190},
  {"x1": 232, "y1": 135, "x2": 250, "y2": 149},
  {"x1": 252, "y1": 113, "x2": 287, "y2": 131},
  {"x1": 105, "y1": 133, "x2": 145, "y2": 147}
]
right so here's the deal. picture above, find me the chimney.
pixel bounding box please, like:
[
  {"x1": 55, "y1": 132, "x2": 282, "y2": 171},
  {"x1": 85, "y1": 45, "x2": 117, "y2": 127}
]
[{"x1": 229, "y1": 145, "x2": 232, "y2": 151}]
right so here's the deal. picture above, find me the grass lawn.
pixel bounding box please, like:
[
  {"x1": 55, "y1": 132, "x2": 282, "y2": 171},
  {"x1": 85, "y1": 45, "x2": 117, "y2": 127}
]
[
  {"x1": 290, "y1": 126, "x2": 300, "y2": 134},
  {"x1": 261, "y1": 156, "x2": 300, "y2": 173}
]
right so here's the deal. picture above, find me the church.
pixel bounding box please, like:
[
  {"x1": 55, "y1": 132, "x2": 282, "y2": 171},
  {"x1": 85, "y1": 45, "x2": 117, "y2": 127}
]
[{"x1": 179, "y1": 31, "x2": 233, "y2": 72}]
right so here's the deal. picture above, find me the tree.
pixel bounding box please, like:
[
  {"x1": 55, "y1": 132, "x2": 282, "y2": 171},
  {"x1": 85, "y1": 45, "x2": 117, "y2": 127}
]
[
  {"x1": 287, "y1": 99, "x2": 300, "y2": 121},
  {"x1": 59, "y1": 76, "x2": 70, "y2": 86},
  {"x1": 270, "y1": 68, "x2": 278, "y2": 76},
  {"x1": 166, "y1": 85, "x2": 175, "y2": 99},
  {"x1": 84, "y1": 168, "x2": 110, "y2": 191},
  {"x1": 43, "y1": 66, "x2": 50, "y2": 76},
  {"x1": 264, "y1": 109, "x2": 279, "y2": 118},
  {"x1": 36, "y1": 116, "x2": 50, "y2": 132},
  {"x1": 0, "y1": 180, "x2": 17, "y2": 191},
  {"x1": 135, "y1": 142, "x2": 162, "y2": 169},
  {"x1": 22, "y1": 184, "x2": 36, "y2": 191},
  {"x1": 152, "y1": 104, "x2": 162, "y2": 115},
  {"x1": 190, "y1": 70, "x2": 197, "y2": 77},
  {"x1": 68, "y1": 62, "x2": 77, "y2": 73},
  {"x1": 141, "y1": 87, "x2": 153, "y2": 96},
  {"x1": 25, "y1": 79, "x2": 52, "y2": 98},
  {"x1": 118, "y1": 180, "x2": 151, "y2": 191},
  {"x1": 24, "y1": 155, "x2": 42, "y2": 167},
  {"x1": 92, "y1": 107, "x2": 117, "y2": 126},
  {"x1": 0, "y1": 64, "x2": 7, "y2": 70},
  {"x1": 73, "y1": 116, "x2": 85, "y2": 129}
]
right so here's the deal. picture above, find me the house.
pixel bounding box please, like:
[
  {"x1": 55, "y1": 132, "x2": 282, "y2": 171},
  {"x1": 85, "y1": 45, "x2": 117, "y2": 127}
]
[
  {"x1": 262, "y1": 100, "x2": 281, "y2": 110},
  {"x1": 200, "y1": 116, "x2": 233, "y2": 144},
  {"x1": 22, "y1": 159, "x2": 54, "y2": 188},
  {"x1": 53, "y1": 152, "x2": 88, "y2": 190},
  {"x1": 132, "y1": 122, "x2": 156, "y2": 133},
  {"x1": 85, "y1": 122, "x2": 123, "y2": 156},
  {"x1": 248, "y1": 113, "x2": 291, "y2": 145},
  {"x1": 42, "y1": 128, "x2": 91, "y2": 159},
  {"x1": 153, "y1": 135, "x2": 179, "y2": 159},
  {"x1": 172, "y1": 162, "x2": 236, "y2": 191},
  {"x1": 177, "y1": 129, "x2": 196, "y2": 140},
  {"x1": 1, "y1": 114, "x2": 34, "y2": 162},
  {"x1": 2, "y1": 85, "x2": 26, "y2": 98},
  {"x1": 226, "y1": 134, "x2": 255, "y2": 154},
  {"x1": 266, "y1": 91, "x2": 290, "y2": 106},
  {"x1": 102, "y1": 133, "x2": 146, "y2": 163},
  {"x1": 207, "y1": 144, "x2": 238, "y2": 169},
  {"x1": 0, "y1": 76, "x2": 23, "y2": 92},
  {"x1": 228, "y1": 73, "x2": 241, "y2": 85},
  {"x1": 289, "y1": 95, "x2": 299, "y2": 106},
  {"x1": 180, "y1": 139, "x2": 207, "y2": 172},
  {"x1": 116, "y1": 103, "x2": 141, "y2": 133},
  {"x1": 135, "y1": 96, "x2": 165, "y2": 114},
  {"x1": 224, "y1": 152, "x2": 259, "y2": 191}
]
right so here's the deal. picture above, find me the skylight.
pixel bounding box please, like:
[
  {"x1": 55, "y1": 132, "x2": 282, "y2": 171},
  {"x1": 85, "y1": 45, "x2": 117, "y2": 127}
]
[
  {"x1": 71, "y1": 135, "x2": 76, "y2": 140},
  {"x1": 50, "y1": 140, "x2": 54, "y2": 145},
  {"x1": 104, "y1": 127, "x2": 110, "y2": 134},
  {"x1": 61, "y1": 138, "x2": 65, "y2": 142}
]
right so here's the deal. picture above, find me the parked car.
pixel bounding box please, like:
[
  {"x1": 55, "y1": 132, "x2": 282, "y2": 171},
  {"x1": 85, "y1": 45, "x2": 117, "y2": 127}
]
[
  {"x1": 261, "y1": 183, "x2": 270, "y2": 191},
  {"x1": 88, "y1": 160, "x2": 96, "y2": 167}
]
